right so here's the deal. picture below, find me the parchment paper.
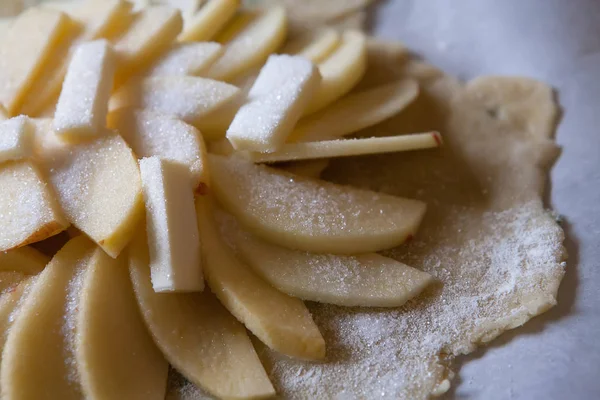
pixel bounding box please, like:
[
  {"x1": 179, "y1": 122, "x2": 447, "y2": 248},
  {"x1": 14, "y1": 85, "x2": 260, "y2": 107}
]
[{"x1": 372, "y1": 1, "x2": 600, "y2": 398}]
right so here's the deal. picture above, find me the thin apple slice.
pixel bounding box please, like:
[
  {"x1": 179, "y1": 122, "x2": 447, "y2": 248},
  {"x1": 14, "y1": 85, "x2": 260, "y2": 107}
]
[
  {"x1": 1, "y1": 236, "x2": 95, "y2": 400},
  {"x1": 283, "y1": 28, "x2": 341, "y2": 63},
  {"x1": 110, "y1": 76, "x2": 240, "y2": 127},
  {"x1": 0, "y1": 8, "x2": 72, "y2": 115},
  {"x1": 195, "y1": 196, "x2": 325, "y2": 360},
  {"x1": 0, "y1": 104, "x2": 8, "y2": 120},
  {"x1": 108, "y1": 109, "x2": 208, "y2": 187},
  {"x1": 75, "y1": 247, "x2": 168, "y2": 399},
  {"x1": 0, "y1": 272, "x2": 27, "y2": 293},
  {"x1": 217, "y1": 211, "x2": 434, "y2": 307},
  {"x1": 179, "y1": 0, "x2": 239, "y2": 42},
  {"x1": 146, "y1": 42, "x2": 223, "y2": 77},
  {"x1": 139, "y1": 157, "x2": 203, "y2": 292},
  {"x1": 0, "y1": 161, "x2": 69, "y2": 252},
  {"x1": 303, "y1": 30, "x2": 367, "y2": 115},
  {"x1": 209, "y1": 154, "x2": 426, "y2": 254},
  {"x1": 38, "y1": 130, "x2": 143, "y2": 258},
  {"x1": 278, "y1": 159, "x2": 330, "y2": 179},
  {"x1": 226, "y1": 54, "x2": 321, "y2": 152},
  {"x1": 246, "y1": 132, "x2": 442, "y2": 163},
  {"x1": 129, "y1": 231, "x2": 275, "y2": 399},
  {"x1": 54, "y1": 40, "x2": 116, "y2": 139},
  {"x1": 290, "y1": 79, "x2": 420, "y2": 142},
  {"x1": 0, "y1": 116, "x2": 34, "y2": 162},
  {"x1": 0, "y1": 246, "x2": 50, "y2": 274},
  {"x1": 207, "y1": 6, "x2": 287, "y2": 82}
]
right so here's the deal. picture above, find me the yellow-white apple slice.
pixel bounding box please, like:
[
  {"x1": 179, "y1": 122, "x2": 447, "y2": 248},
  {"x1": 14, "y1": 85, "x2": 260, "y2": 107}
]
[
  {"x1": 179, "y1": 0, "x2": 239, "y2": 42},
  {"x1": 139, "y1": 157, "x2": 203, "y2": 292},
  {"x1": 146, "y1": 42, "x2": 223, "y2": 77},
  {"x1": 246, "y1": 132, "x2": 442, "y2": 163},
  {"x1": 54, "y1": 40, "x2": 116, "y2": 139},
  {"x1": 195, "y1": 196, "x2": 326, "y2": 360},
  {"x1": 1, "y1": 236, "x2": 95, "y2": 400},
  {"x1": 290, "y1": 79, "x2": 420, "y2": 142},
  {"x1": 0, "y1": 272, "x2": 27, "y2": 293},
  {"x1": 207, "y1": 138, "x2": 235, "y2": 156},
  {"x1": 303, "y1": 30, "x2": 367, "y2": 115},
  {"x1": 278, "y1": 159, "x2": 330, "y2": 179},
  {"x1": 38, "y1": 130, "x2": 143, "y2": 258},
  {"x1": 0, "y1": 246, "x2": 50, "y2": 274},
  {"x1": 207, "y1": 6, "x2": 287, "y2": 82},
  {"x1": 0, "y1": 161, "x2": 69, "y2": 252},
  {"x1": 18, "y1": 0, "x2": 132, "y2": 117},
  {"x1": 128, "y1": 231, "x2": 275, "y2": 399},
  {"x1": 0, "y1": 104, "x2": 8, "y2": 121},
  {"x1": 209, "y1": 154, "x2": 426, "y2": 254},
  {"x1": 227, "y1": 54, "x2": 321, "y2": 152},
  {"x1": 0, "y1": 116, "x2": 34, "y2": 162},
  {"x1": 0, "y1": 8, "x2": 72, "y2": 115},
  {"x1": 110, "y1": 76, "x2": 240, "y2": 128},
  {"x1": 75, "y1": 247, "x2": 168, "y2": 399},
  {"x1": 108, "y1": 109, "x2": 208, "y2": 187},
  {"x1": 218, "y1": 211, "x2": 434, "y2": 307},
  {"x1": 284, "y1": 28, "x2": 341, "y2": 63},
  {"x1": 113, "y1": 6, "x2": 183, "y2": 85}
]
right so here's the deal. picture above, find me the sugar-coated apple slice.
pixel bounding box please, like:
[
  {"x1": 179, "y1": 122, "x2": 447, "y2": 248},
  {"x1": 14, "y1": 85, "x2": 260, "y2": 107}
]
[
  {"x1": 217, "y1": 211, "x2": 434, "y2": 307},
  {"x1": 0, "y1": 272, "x2": 27, "y2": 293},
  {"x1": 303, "y1": 30, "x2": 367, "y2": 115},
  {"x1": 246, "y1": 132, "x2": 442, "y2": 163},
  {"x1": 179, "y1": 0, "x2": 239, "y2": 42},
  {"x1": 226, "y1": 54, "x2": 321, "y2": 152},
  {"x1": 38, "y1": 129, "x2": 143, "y2": 258},
  {"x1": 128, "y1": 231, "x2": 276, "y2": 399},
  {"x1": 0, "y1": 8, "x2": 72, "y2": 115},
  {"x1": 195, "y1": 196, "x2": 326, "y2": 360},
  {"x1": 0, "y1": 116, "x2": 34, "y2": 163},
  {"x1": 277, "y1": 159, "x2": 330, "y2": 179},
  {"x1": 290, "y1": 79, "x2": 420, "y2": 142},
  {"x1": 209, "y1": 154, "x2": 427, "y2": 254},
  {"x1": 110, "y1": 76, "x2": 240, "y2": 128},
  {"x1": 0, "y1": 246, "x2": 50, "y2": 274},
  {"x1": 283, "y1": 28, "x2": 341, "y2": 63},
  {"x1": 207, "y1": 6, "x2": 287, "y2": 82},
  {"x1": 146, "y1": 42, "x2": 223, "y2": 77},
  {"x1": 1, "y1": 236, "x2": 95, "y2": 400},
  {"x1": 75, "y1": 247, "x2": 168, "y2": 400},
  {"x1": 139, "y1": 157, "x2": 203, "y2": 292},
  {"x1": 54, "y1": 40, "x2": 116, "y2": 140},
  {"x1": 108, "y1": 108, "x2": 208, "y2": 187},
  {"x1": 0, "y1": 161, "x2": 69, "y2": 252}
]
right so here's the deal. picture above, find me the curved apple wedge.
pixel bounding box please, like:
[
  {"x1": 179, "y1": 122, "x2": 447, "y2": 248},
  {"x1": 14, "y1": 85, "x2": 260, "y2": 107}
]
[
  {"x1": 195, "y1": 196, "x2": 326, "y2": 360},
  {"x1": 75, "y1": 248, "x2": 168, "y2": 400},
  {"x1": 128, "y1": 232, "x2": 275, "y2": 399},
  {"x1": 283, "y1": 28, "x2": 341, "y2": 63},
  {"x1": 0, "y1": 244, "x2": 50, "y2": 274},
  {"x1": 208, "y1": 154, "x2": 427, "y2": 254},
  {"x1": 1, "y1": 236, "x2": 95, "y2": 400},
  {"x1": 217, "y1": 211, "x2": 434, "y2": 307}
]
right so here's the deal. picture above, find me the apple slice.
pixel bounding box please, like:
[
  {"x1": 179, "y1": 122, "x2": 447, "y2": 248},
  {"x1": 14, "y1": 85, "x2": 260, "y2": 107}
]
[
  {"x1": 217, "y1": 211, "x2": 434, "y2": 307},
  {"x1": 139, "y1": 157, "x2": 203, "y2": 292},
  {"x1": 226, "y1": 54, "x2": 321, "y2": 152},
  {"x1": 290, "y1": 79, "x2": 420, "y2": 142},
  {"x1": 0, "y1": 161, "x2": 69, "y2": 252},
  {"x1": 54, "y1": 40, "x2": 116, "y2": 139},
  {"x1": 1, "y1": 236, "x2": 95, "y2": 400},
  {"x1": 110, "y1": 76, "x2": 240, "y2": 127},
  {"x1": 0, "y1": 246, "x2": 50, "y2": 274},
  {"x1": 207, "y1": 138, "x2": 235, "y2": 156},
  {"x1": 303, "y1": 30, "x2": 367, "y2": 115},
  {"x1": 179, "y1": 0, "x2": 239, "y2": 42},
  {"x1": 108, "y1": 109, "x2": 208, "y2": 187},
  {"x1": 0, "y1": 104, "x2": 8, "y2": 121},
  {"x1": 75, "y1": 247, "x2": 168, "y2": 399},
  {"x1": 283, "y1": 28, "x2": 341, "y2": 63},
  {"x1": 207, "y1": 6, "x2": 287, "y2": 82},
  {"x1": 195, "y1": 196, "x2": 325, "y2": 360},
  {"x1": 0, "y1": 116, "x2": 34, "y2": 162},
  {"x1": 245, "y1": 132, "x2": 442, "y2": 163},
  {"x1": 0, "y1": 8, "x2": 72, "y2": 115},
  {"x1": 0, "y1": 272, "x2": 27, "y2": 293},
  {"x1": 128, "y1": 230, "x2": 275, "y2": 399},
  {"x1": 146, "y1": 42, "x2": 223, "y2": 77},
  {"x1": 38, "y1": 130, "x2": 143, "y2": 258},
  {"x1": 278, "y1": 159, "x2": 330, "y2": 179},
  {"x1": 209, "y1": 154, "x2": 426, "y2": 254}
]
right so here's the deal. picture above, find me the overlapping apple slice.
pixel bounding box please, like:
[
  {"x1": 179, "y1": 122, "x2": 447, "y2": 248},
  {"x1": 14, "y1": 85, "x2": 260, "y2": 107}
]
[
  {"x1": 283, "y1": 28, "x2": 341, "y2": 63},
  {"x1": 75, "y1": 247, "x2": 168, "y2": 399},
  {"x1": 277, "y1": 159, "x2": 331, "y2": 179},
  {"x1": 179, "y1": 0, "x2": 239, "y2": 42},
  {"x1": 129, "y1": 231, "x2": 275, "y2": 399},
  {"x1": 209, "y1": 154, "x2": 426, "y2": 254},
  {"x1": 146, "y1": 42, "x2": 223, "y2": 77},
  {"x1": 195, "y1": 196, "x2": 326, "y2": 360},
  {"x1": 0, "y1": 246, "x2": 49, "y2": 274}
]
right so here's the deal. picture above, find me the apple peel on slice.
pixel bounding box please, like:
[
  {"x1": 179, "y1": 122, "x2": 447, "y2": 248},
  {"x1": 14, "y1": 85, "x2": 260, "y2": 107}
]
[
  {"x1": 128, "y1": 231, "x2": 275, "y2": 399},
  {"x1": 209, "y1": 154, "x2": 426, "y2": 254}
]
